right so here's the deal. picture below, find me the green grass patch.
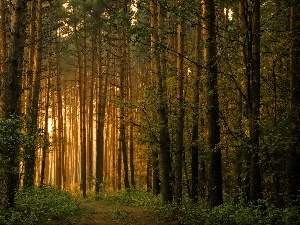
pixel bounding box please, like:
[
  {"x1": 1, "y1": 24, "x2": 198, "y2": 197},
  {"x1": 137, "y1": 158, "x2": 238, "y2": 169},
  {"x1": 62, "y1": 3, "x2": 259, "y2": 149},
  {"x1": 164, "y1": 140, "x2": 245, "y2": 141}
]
[
  {"x1": 94, "y1": 189, "x2": 300, "y2": 225},
  {"x1": 0, "y1": 185, "x2": 80, "y2": 225}
]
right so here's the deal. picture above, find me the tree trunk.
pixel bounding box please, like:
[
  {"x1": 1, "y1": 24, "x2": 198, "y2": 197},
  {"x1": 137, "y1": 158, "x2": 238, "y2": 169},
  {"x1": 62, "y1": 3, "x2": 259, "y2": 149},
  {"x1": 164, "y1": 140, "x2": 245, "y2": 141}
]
[
  {"x1": 87, "y1": 32, "x2": 96, "y2": 191},
  {"x1": 95, "y1": 29, "x2": 109, "y2": 194},
  {"x1": 119, "y1": 36, "x2": 130, "y2": 189},
  {"x1": 0, "y1": 0, "x2": 7, "y2": 115},
  {"x1": 174, "y1": 17, "x2": 184, "y2": 205},
  {"x1": 24, "y1": 0, "x2": 43, "y2": 188},
  {"x1": 127, "y1": 43, "x2": 135, "y2": 189},
  {"x1": 3, "y1": 0, "x2": 27, "y2": 208},
  {"x1": 150, "y1": 0, "x2": 172, "y2": 204},
  {"x1": 191, "y1": 12, "x2": 201, "y2": 203},
  {"x1": 288, "y1": 1, "x2": 300, "y2": 204},
  {"x1": 202, "y1": 0, "x2": 223, "y2": 208},
  {"x1": 150, "y1": 0, "x2": 160, "y2": 196},
  {"x1": 40, "y1": 48, "x2": 51, "y2": 186},
  {"x1": 249, "y1": 0, "x2": 263, "y2": 203}
]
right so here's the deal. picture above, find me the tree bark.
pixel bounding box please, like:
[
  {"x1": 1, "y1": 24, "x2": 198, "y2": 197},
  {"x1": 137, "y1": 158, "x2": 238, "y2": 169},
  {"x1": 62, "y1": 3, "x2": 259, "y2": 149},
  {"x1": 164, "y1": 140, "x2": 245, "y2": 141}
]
[
  {"x1": 3, "y1": 0, "x2": 27, "y2": 208},
  {"x1": 0, "y1": 0, "x2": 7, "y2": 115},
  {"x1": 150, "y1": 0, "x2": 172, "y2": 204},
  {"x1": 40, "y1": 47, "x2": 51, "y2": 186},
  {"x1": 150, "y1": 0, "x2": 160, "y2": 196},
  {"x1": 191, "y1": 11, "x2": 202, "y2": 203},
  {"x1": 288, "y1": 1, "x2": 300, "y2": 204},
  {"x1": 174, "y1": 16, "x2": 184, "y2": 205},
  {"x1": 249, "y1": 0, "x2": 263, "y2": 203},
  {"x1": 202, "y1": 0, "x2": 223, "y2": 208},
  {"x1": 95, "y1": 29, "x2": 109, "y2": 194},
  {"x1": 24, "y1": 0, "x2": 43, "y2": 188}
]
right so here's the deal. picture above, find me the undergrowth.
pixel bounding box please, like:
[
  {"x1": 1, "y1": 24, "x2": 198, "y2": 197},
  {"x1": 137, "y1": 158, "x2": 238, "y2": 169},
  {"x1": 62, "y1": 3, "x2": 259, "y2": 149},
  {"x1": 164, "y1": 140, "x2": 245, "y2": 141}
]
[
  {"x1": 95, "y1": 189, "x2": 300, "y2": 225},
  {"x1": 0, "y1": 185, "x2": 79, "y2": 225}
]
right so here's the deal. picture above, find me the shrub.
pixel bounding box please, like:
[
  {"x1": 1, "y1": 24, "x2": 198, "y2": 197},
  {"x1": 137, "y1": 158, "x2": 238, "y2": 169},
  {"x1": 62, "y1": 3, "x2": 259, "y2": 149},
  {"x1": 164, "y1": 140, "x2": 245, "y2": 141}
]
[{"x1": 0, "y1": 185, "x2": 79, "y2": 225}]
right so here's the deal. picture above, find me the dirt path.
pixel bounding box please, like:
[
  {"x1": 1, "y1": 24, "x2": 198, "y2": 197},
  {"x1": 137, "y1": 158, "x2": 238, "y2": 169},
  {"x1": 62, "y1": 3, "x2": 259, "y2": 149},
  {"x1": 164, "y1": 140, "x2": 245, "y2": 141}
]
[{"x1": 53, "y1": 201, "x2": 177, "y2": 225}]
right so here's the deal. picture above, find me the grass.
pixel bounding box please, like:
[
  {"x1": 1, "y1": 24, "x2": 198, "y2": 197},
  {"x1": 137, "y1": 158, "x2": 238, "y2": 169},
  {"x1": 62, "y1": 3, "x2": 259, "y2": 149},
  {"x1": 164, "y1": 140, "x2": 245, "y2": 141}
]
[
  {"x1": 94, "y1": 189, "x2": 300, "y2": 225},
  {"x1": 1, "y1": 187, "x2": 299, "y2": 225},
  {"x1": 0, "y1": 185, "x2": 80, "y2": 225}
]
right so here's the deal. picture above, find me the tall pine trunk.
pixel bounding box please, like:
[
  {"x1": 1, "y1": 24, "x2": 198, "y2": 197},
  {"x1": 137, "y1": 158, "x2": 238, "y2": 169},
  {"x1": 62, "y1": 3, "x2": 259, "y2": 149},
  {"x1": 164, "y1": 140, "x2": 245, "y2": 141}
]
[
  {"x1": 150, "y1": 0, "x2": 160, "y2": 196},
  {"x1": 288, "y1": 1, "x2": 300, "y2": 204},
  {"x1": 202, "y1": 0, "x2": 223, "y2": 208},
  {"x1": 24, "y1": 0, "x2": 43, "y2": 187},
  {"x1": 249, "y1": 0, "x2": 262, "y2": 203},
  {"x1": 3, "y1": 0, "x2": 27, "y2": 208},
  {"x1": 191, "y1": 11, "x2": 202, "y2": 203},
  {"x1": 174, "y1": 16, "x2": 184, "y2": 205},
  {"x1": 95, "y1": 29, "x2": 109, "y2": 194},
  {"x1": 150, "y1": 0, "x2": 172, "y2": 204},
  {"x1": 40, "y1": 48, "x2": 51, "y2": 186}
]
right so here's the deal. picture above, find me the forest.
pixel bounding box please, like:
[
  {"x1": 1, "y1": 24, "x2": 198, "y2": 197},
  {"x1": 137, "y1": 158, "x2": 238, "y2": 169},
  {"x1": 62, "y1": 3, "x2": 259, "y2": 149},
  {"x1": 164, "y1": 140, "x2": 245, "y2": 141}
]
[{"x1": 0, "y1": 0, "x2": 300, "y2": 224}]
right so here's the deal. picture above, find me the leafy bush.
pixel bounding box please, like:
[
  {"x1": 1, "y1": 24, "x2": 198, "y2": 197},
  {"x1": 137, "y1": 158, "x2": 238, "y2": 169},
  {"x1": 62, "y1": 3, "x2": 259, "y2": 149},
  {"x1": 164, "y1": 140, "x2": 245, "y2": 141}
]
[
  {"x1": 95, "y1": 189, "x2": 162, "y2": 208},
  {"x1": 0, "y1": 186, "x2": 79, "y2": 225},
  {"x1": 95, "y1": 190, "x2": 300, "y2": 225}
]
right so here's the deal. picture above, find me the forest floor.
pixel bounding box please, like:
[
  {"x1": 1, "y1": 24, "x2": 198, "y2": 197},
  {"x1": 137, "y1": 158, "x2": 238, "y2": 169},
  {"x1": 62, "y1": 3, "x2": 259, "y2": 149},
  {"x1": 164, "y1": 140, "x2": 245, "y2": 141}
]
[{"x1": 52, "y1": 200, "x2": 177, "y2": 225}]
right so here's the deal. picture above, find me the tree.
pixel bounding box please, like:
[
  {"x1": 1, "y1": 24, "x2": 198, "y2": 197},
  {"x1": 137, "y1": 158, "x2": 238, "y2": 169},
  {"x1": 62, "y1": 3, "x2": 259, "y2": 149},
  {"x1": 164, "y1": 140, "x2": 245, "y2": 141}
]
[
  {"x1": 24, "y1": 0, "x2": 43, "y2": 188},
  {"x1": 249, "y1": 0, "x2": 263, "y2": 203},
  {"x1": 150, "y1": 0, "x2": 173, "y2": 204},
  {"x1": 202, "y1": 0, "x2": 223, "y2": 208},
  {"x1": 0, "y1": 0, "x2": 7, "y2": 113},
  {"x1": 191, "y1": 7, "x2": 202, "y2": 203},
  {"x1": 95, "y1": 27, "x2": 108, "y2": 194},
  {"x1": 288, "y1": 0, "x2": 300, "y2": 204},
  {"x1": 174, "y1": 4, "x2": 185, "y2": 204},
  {"x1": 2, "y1": 0, "x2": 28, "y2": 208}
]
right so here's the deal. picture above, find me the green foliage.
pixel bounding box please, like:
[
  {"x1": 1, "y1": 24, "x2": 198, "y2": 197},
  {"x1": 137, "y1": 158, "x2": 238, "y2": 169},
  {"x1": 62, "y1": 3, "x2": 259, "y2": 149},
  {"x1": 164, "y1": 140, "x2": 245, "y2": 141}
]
[
  {"x1": 96, "y1": 189, "x2": 162, "y2": 208},
  {"x1": 94, "y1": 190, "x2": 300, "y2": 225},
  {"x1": 0, "y1": 118, "x2": 22, "y2": 156},
  {"x1": 0, "y1": 186, "x2": 79, "y2": 225},
  {"x1": 204, "y1": 201, "x2": 300, "y2": 225},
  {"x1": 0, "y1": 118, "x2": 46, "y2": 157}
]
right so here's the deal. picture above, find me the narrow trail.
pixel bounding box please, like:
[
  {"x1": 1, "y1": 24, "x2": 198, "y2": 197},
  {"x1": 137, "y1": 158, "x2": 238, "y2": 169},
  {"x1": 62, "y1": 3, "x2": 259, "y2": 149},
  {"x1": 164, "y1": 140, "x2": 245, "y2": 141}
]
[{"x1": 53, "y1": 201, "x2": 177, "y2": 225}]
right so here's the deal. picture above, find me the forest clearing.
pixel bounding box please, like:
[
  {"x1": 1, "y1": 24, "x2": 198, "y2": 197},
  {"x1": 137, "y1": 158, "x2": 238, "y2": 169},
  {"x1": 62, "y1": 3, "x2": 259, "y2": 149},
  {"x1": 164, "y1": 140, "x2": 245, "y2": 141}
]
[{"x1": 1, "y1": 0, "x2": 300, "y2": 224}]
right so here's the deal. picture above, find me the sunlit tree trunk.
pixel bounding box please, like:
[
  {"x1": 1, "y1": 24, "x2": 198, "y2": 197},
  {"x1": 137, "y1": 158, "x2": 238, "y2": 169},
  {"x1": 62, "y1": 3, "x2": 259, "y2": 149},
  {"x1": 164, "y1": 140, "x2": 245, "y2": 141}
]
[
  {"x1": 74, "y1": 17, "x2": 87, "y2": 196},
  {"x1": 24, "y1": 0, "x2": 43, "y2": 188},
  {"x1": 23, "y1": 0, "x2": 36, "y2": 187},
  {"x1": 107, "y1": 55, "x2": 117, "y2": 190},
  {"x1": 51, "y1": 81, "x2": 58, "y2": 187},
  {"x1": 63, "y1": 82, "x2": 68, "y2": 188},
  {"x1": 24, "y1": 0, "x2": 36, "y2": 114},
  {"x1": 95, "y1": 28, "x2": 109, "y2": 194},
  {"x1": 56, "y1": 33, "x2": 65, "y2": 189},
  {"x1": 202, "y1": 0, "x2": 223, "y2": 208},
  {"x1": 117, "y1": 114, "x2": 122, "y2": 191},
  {"x1": 40, "y1": 47, "x2": 51, "y2": 186},
  {"x1": 73, "y1": 69, "x2": 79, "y2": 185},
  {"x1": 112, "y1": 85, "x2": 118, "y2": 191},
  {"x1": 174, "y1": 13, "x2": 184, "y2": 205},
  {"x1": 118, "y1": 34, "x2": 130, "y2": 189},
  {"x1": 87, "y1": 32, "x2": 96, "y2": 191},
  {"x1": 127, "y1": 44, "x2": 135, "y2": 189}
]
